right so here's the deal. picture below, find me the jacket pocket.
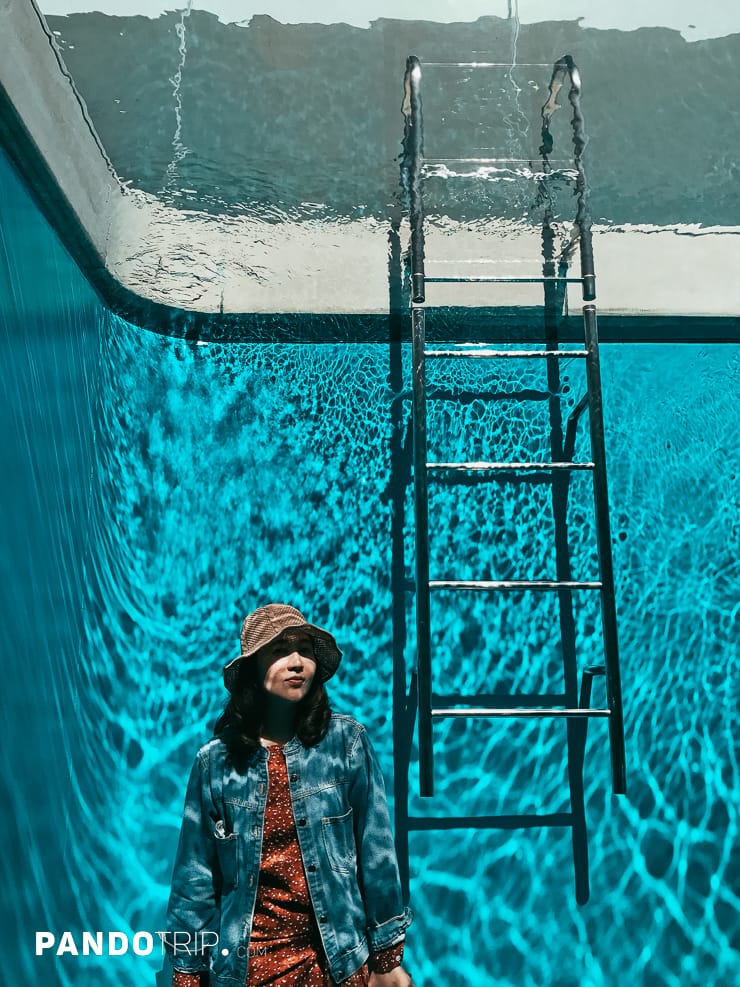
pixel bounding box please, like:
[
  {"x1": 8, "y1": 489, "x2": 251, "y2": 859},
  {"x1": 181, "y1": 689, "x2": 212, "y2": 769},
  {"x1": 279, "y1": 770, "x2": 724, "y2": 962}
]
[
  {"x1": 321, "y1": 806, "x2": 354, "y2": 875},
  {"x1": 214, "y1": 822, "x2": 239, "y2": 889}
]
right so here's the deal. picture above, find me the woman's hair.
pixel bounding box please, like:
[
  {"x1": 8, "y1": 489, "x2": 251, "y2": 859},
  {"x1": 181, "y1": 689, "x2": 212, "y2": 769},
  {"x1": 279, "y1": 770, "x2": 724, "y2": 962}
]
[{"x1": 213, "y1": 657, "x2": 332, "y2": 762}]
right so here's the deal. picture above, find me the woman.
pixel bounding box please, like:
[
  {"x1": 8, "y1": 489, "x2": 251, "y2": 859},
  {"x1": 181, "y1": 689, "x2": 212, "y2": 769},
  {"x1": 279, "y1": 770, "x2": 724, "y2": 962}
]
[{"x1": 163, "y1": 604, "x2": 413, "y2": 987}]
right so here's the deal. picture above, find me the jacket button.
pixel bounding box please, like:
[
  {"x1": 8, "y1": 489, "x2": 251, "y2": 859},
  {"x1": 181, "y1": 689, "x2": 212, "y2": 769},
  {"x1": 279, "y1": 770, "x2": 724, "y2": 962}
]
[
  {"x1": 290, "y1": 773, "x2": 298, "y2": 782},
  {"x1": 308, "y1": 865, "x2": 316, "y2": 873},
  {"x1": 319, "y1": 914, "x2": 327, "y2": 923},
  {"x1": 298, "y1": 818, "x2": 307, "y2": 826}
]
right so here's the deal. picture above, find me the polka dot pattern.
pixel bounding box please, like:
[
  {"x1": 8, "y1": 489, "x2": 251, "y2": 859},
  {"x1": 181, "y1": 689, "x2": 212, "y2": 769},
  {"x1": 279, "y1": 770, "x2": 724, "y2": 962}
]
[
  {"x1": 246, "y1": 743, "x2": 336, "y2": 986},
  {"x1": 171, "y1": 972, "x2": 206, "y2": 987}
]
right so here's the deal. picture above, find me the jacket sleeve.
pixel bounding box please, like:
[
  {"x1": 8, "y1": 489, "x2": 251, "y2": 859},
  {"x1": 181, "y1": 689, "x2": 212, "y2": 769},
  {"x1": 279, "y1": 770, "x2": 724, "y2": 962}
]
[
  {"x1": 348, "y1": 725, "x2": 413, "y2": 951},
  {"x1": 161, "y1": 749, "x2": 221, "y2": 973}
]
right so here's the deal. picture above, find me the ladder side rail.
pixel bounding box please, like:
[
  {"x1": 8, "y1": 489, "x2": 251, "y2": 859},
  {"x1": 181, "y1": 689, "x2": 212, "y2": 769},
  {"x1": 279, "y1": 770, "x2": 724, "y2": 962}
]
[
  {"x1": 563, "y1": 392, "x2": 590, "y2": 461},
  {"x1": 404, "y1": 54, "x2": 433, "y2": 796},
  {"x1": 538, "y1": 152, "x2": 591, "y2": 902},
  {"x1": 402, "y1": 55, "x2": 425, "y2": 304},
  {"x1": 412, "y1": 306, "x2": 434, "y2": 797},
  {"x1": 541, "y1": 55, "x2": 595, "y2": 301},
  {"x1": 583, "y1": 306, "x2": 627, "y2": 795},
  {"x1": 543, "y1": 53, "x2": 627, "y2": 795},
  {"x1": 569, "y1": 49, "x2": 627, "y2": 794},
  {"x1": 567, "y1": 60, "x2": 596, "y2": 303}
]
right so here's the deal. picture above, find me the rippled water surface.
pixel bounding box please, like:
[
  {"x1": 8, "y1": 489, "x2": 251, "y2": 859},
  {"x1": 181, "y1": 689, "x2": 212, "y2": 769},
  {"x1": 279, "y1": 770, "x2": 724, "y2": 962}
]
[
  {"x1": 1, "y1": 98, "x2": 739, "y2": 987},
  {"x1": 45, "y1": 12, "x2": 740, "y2": 229}
]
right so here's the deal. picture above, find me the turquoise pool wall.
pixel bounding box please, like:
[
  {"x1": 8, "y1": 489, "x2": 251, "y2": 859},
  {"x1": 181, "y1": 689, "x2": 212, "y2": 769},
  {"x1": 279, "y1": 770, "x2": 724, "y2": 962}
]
[
  {"x1": 1, "y1": 144, "x2": 738, "y2": 987},
  {"x1": 0, "y1": 151, "x2": 105, "y2": 982}
]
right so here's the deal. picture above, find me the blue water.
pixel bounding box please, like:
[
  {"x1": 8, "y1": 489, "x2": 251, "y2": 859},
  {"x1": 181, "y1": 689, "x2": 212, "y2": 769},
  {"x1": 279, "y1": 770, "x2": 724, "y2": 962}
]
[{"x1": 1, "y1": 143, "x2": 738, "y2": 987}]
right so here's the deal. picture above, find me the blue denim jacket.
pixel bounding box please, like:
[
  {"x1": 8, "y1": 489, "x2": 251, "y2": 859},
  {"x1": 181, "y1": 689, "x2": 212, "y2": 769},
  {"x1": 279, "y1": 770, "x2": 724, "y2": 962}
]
[{"x1": 163, "y1": 713, "x2": 412, "y2": 985}]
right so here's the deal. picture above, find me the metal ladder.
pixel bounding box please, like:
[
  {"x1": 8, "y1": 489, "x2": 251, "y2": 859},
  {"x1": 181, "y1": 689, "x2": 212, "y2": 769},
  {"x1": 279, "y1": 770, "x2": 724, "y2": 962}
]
[{"x1": 400, "y1": 53, "x2": 627, "y2": 900}]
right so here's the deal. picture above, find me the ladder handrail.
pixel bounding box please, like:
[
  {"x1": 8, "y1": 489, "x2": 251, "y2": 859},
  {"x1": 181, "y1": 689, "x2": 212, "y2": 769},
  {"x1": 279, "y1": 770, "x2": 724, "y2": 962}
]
[
  {"x1": 540, "y1": 55, "x2": 595, "y2": 301},
  {"x1": 411, "y1": 304, "x2": 433, "y2": 797},
  {"x1": 541, "y1": 55, "x2": 626, "y2": 794},
  {"x1": 402, "y1": 55, "x2": 425, "y2": 304},
  {"x1": 404, "y1": 52, "x2": 626, "y2": 802},
  {"x1": 404, "y1": 53, "x2": 434, "y2": 795},
  {"x1": 583, "y1": 304, "x2": 627, "y2": 794}
]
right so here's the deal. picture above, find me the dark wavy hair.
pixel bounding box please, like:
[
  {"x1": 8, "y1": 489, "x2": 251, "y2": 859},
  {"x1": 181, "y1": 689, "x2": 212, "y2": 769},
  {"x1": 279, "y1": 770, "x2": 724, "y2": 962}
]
[{"x1": 213, "y1": 657, "x2": 332, "y2": 763}]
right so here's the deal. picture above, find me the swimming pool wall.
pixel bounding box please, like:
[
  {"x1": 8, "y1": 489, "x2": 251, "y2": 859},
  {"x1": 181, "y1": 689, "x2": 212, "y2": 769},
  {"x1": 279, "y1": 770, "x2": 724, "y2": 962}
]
[{"x1": 1, "y1": 138, "x2": 738, "y2": 987}]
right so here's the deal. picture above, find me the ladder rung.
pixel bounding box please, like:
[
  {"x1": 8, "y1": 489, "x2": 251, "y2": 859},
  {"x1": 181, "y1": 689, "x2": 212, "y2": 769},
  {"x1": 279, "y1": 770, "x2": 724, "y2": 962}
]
[
  {"x1": 408, "y1": 813, "x2": 574, "y2": 831},
  {"x1": 425, "y1": 349, "x2": 588, "y2": 359},
  {"x1": 435, "y1": 692, "x2": 568, "y2": 708},
  {"x1": 430, "y1": 579, "x2": 603, "y2": 591},
  {"x1": 431, "y1": 707, "x2": 611, "y2": 718},
  {"x1": 427, "y1": 461, "x2": 594, "y2": 472},
  {"x1": 427, "y1": 388, "x2": 554, "y2": 403},
  {"x1": 421, "y1": 62, "x2": 553, "y2": 68},
  {"x1": 424, "y1": 276, "x2": 583, "y2": 284},
  {"x1": 425, "y1": 157, "x2": 574, "y2": 166}
]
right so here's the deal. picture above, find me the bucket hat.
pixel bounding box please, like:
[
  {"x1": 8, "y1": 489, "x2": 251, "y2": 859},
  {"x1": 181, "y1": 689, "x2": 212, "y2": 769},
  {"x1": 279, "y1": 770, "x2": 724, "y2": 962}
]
[{"x1": 223, "y1": 603, "x2": 342, "y2": 692}]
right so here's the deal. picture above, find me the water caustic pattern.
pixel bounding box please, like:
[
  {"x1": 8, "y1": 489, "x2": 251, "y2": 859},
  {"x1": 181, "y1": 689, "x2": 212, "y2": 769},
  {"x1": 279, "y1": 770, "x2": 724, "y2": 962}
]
[
  {"x1": 42, "y1": 322, "x2": 740, "y2": 985},
  {"x1": 1, "y1": 156, "x2": 739, "y2": 985},
  {"x1": 409, "y1": 351, "x2": 601, "y2": 712},
  {"x1": 405, "y1": 350, "x2": 740, "y2": 987}
]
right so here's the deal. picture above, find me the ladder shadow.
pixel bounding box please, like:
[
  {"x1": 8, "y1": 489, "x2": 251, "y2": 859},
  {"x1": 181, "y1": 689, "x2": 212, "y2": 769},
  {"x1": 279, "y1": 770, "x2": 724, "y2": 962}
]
[{"x1": 386, "y1": 217, "x2": 596, "y2": 906}]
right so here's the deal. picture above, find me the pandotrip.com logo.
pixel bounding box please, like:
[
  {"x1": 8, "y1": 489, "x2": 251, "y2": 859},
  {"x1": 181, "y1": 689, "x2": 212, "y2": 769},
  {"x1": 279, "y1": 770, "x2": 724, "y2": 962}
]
[{"x1": 36, "y1": 931, "x2": 221, "y2": 958}]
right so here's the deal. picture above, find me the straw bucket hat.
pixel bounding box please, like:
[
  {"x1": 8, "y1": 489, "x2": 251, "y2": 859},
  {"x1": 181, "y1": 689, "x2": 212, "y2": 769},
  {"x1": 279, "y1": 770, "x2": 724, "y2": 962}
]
[{"x1": 223, "y1": 603, "x2": 342, "y2": 692}]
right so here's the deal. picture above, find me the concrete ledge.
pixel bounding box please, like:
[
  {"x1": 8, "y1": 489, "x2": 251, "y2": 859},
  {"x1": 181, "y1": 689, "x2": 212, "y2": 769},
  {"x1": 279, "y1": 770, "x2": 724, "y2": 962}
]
[{"x1": 0, "y1": 0, "x2": 118, "y2": 266}]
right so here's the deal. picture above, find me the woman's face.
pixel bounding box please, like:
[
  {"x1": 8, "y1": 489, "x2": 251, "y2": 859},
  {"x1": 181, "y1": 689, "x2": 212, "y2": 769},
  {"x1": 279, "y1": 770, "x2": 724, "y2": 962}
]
[{"x1": 254, "y1": 632, "x2": 317, "y2": 703}]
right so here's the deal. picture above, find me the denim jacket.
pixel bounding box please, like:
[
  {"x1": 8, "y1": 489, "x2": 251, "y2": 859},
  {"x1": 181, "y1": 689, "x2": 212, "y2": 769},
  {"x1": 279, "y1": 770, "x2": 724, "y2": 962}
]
[{"x1": 163, "y1": 713, "x2": 412, "y2": 986}]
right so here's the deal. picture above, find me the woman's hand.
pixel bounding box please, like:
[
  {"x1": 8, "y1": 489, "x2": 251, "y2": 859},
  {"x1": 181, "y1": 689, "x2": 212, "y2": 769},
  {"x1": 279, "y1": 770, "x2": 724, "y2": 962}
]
[{"x1": 369, "y1": 967, "x2": 414, "y2": 987}]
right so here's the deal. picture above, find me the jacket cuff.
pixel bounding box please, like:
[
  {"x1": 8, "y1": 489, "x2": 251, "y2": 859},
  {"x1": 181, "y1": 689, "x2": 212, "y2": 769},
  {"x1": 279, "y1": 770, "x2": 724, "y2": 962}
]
[
  {"x1": 367, "y1": 906, "x2": 414, "y2": 951},
  {"x1": 160, "y1": 931, "x2": 212, "y2": 973},
  {"x1": 370, "y1": 939, "x2": 405, "y2": 973}
]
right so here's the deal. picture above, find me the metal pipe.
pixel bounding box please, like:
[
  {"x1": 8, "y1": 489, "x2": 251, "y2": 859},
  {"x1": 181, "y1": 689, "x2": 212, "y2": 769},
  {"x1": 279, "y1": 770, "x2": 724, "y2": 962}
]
[
  {"x1": 563, "y1": 391, "x2": 590, "y2": 461},
  {"x1": 543, "y1": 56, "x2": 626, "y2": 794},
  {"x1": 402, "y1": 55, "x2": 425, "y2": 303},
  {"x1": 426, "y1": 349, "x2": 589, "y2": 359},
  {"x1": 578, "y1": 664, "x2": 605, "y2": 711},
  {"x1": 412, "y1": 305, "x2": 433, "y2": 796},
  {"x1": 583, "y1": 304, "x2": 627, "y2": 794},
  {"x1": 541, "y1": 55, "x2": 596, "y2": 301},
  {"x1": 432, "y1": 708, "x2": 611, "y2": 718}
]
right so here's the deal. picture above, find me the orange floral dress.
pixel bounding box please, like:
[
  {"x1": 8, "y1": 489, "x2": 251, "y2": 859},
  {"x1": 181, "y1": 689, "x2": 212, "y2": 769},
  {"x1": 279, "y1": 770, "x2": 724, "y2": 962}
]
[{"x1": 171, "y1": 743, "x2": 403, "y2": 987}]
